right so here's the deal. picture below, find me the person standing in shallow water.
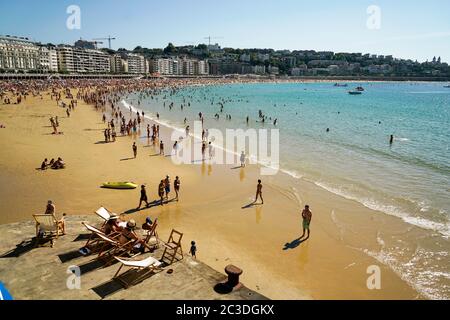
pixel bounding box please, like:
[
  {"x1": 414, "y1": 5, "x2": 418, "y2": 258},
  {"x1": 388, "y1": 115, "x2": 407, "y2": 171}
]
[
  {"x1": 132, "y1": 142, "x2": 137, "y2": 158},
  {"x1": 300, "y1": 205, "x2": 312, "y2": 240},
  {"x1": 255, "y1": 179, "x2": 264, "y2": 204},
  {"x1": 158, "y1": 180, "x2": 165, "y2": 205},
  {"x1": 174, "y1": 176, "x2": 181, "y2": 201}
]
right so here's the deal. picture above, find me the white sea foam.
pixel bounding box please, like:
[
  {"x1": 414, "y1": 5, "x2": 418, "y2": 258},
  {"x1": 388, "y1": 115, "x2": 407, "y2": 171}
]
[
  {"x1": 314, "y1": 181, "x2": 450, "y2": 237},
  {"x1": 123, "y1": 99, "x2": 450, "y2": 238}
]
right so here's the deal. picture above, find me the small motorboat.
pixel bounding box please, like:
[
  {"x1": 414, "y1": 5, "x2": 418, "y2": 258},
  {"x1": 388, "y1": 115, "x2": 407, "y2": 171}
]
[
  {"x1": 444, "y1": 84, "x2": 450, "y2": 88},
  {"x1": 355, "y1": 86, "x2": 365, "y2": 91},
  {"x1": 334, "y1": 83, "x2": 348, "y2": 87},
  {"x1": 348, "y1": 91, "x2": 362, "y2": 95}
]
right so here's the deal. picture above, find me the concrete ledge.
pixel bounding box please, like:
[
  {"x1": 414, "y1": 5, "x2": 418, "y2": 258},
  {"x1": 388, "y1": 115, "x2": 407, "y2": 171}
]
[{"x1": 0, "y1": 215, "x2": 268, "y2": 300}]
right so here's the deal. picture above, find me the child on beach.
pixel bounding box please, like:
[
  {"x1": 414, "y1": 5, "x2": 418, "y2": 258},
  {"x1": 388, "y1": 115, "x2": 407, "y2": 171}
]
[{"x1": 189, "y1": 241, "x2": 197, "y2": 259}]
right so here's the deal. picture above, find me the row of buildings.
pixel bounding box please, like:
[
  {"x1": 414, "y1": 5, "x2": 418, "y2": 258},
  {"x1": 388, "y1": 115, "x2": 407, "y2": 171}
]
[{"x1": 0, "y1": 35, "x2": 209, "y2": 75}]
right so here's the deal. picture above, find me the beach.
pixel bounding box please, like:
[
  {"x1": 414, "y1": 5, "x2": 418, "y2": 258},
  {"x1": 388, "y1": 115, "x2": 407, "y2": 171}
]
[{"x1": 0, "y1": 79, "x2": 446, "y2": 299}]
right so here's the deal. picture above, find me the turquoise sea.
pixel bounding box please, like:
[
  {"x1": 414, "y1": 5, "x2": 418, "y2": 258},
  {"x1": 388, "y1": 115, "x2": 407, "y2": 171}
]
[
  {"x1": 128, "y1": 81, "x2": 450, "y2": 238},
  {"x1": 122, "y1": 81, "x2": 450, "y2": 299}
]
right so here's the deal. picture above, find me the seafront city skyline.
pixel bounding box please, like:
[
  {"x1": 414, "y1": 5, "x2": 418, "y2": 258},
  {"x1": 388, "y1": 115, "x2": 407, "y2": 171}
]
[
  {"x1": 1, "y1": 33, "x2": 450, "y2": 79},
  {"x1": 0, "y1": 0, "x2": 449, "y2": 314}
]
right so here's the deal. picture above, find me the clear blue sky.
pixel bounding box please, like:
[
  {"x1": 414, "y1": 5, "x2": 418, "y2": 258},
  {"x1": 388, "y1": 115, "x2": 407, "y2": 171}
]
[{"x1": 1, "y1": 0, "x2": 449, "y2": 62}]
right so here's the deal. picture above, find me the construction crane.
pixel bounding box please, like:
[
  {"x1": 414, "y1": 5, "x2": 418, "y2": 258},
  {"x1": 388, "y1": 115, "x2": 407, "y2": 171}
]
[
  {"x1": 91, "y1": 41, "x2": 103, "y2": 50},
  {"x1": 93, "y1": 36, "x2": 116, "y2": 49},
  {"x1": 203, "y1": 36, "x2": 223, "y2": 46}
]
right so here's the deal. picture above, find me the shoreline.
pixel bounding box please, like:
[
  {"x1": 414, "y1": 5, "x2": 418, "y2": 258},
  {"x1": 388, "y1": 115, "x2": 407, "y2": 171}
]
[{"x1": 0, "y1": 79, "x2": 445, "y2": 299}]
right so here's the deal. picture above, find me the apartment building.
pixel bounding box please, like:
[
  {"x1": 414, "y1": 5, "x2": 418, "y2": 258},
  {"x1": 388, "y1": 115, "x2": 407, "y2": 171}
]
[
  {"x1": 110, "y1": 54, "x2": 125, "y2": 73},
  {"x1": 38, "y1": 46, "x2": 58, "y2": 72},
  {"x1": 0, "y1": 35, "x2": 40, "y2": 71},
  {"x1": 57, "y1": 46, "x2": 110, "y2": 73},
  {"x1": 126, "y1": 53, "x2": 146, "y2": 74}
]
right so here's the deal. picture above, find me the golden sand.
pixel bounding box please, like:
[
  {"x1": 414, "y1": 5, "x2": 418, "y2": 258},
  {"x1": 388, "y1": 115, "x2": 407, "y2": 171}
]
[{"x1": 0, "y1": 91, "x2": 424, "y2": 299}]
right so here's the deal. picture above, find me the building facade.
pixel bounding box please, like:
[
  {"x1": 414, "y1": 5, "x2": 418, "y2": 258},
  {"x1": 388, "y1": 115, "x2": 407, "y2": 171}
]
[
  {"x1": 57, "y1": 46, "x2": 110, "y2": 73},
  {"x1": 0, "y1": 35, "x2": 40, "y2": 71},
  {"x1": 38, "y1": 46, "x2": 58, "y2": 72},
  {"x1": 126, "y1": 53, "x2": 146, "y2": 74}
]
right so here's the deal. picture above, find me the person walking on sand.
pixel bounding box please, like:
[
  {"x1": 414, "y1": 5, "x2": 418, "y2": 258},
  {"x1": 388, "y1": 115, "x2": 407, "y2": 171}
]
[
  {"x1": 137, "y1": 185, "x2": 150, "y2": 209},
  {"x1": 240, "y1": 151, "x2": 246, "y2": 167},
  {"x1": 174, "y1": 176, "x2": 181, "y2": 201},
  {"x1": 164, "y1": 175, "x2": 171, "y2": 200},
  {"x1": 160, "y1": 140, "x2": 165, "y2": 156},
  {"x1": 254, "y1": 179, "x2": 264, "y2": 204},
  {"x1": 300, "y1": 205, "x2": 312, "y2": 240},
  {"x1": 158, "y1": 180, "x2": 165, "y2": 205},
  {"x1": 132, "y1": 142, "x2": 137, "y2": 158}
]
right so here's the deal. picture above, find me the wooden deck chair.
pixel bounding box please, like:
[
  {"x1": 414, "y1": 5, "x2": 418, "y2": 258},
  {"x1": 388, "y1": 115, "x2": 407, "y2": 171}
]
[
  {"x1": 113, "y1": 256, "x2": 163, "y2": 288},
  {"x1": 82, "y1": 222, "x2": 120, "y2": 252},
  {"x1": 33, "y1": 214, "x2": 65, "y2": 247},
  {"x1": 95, "y1": 207, "x2": 114, "y2": 226},
  {"x1": 95, "y1": 232, "x2": 138, "y2": 265},
  {"x1": 161, "y1": 229, "x2": 184, "y2": 265},
  {"x1": 144, "y1": 218, "x2": 160, "y2": 250}
]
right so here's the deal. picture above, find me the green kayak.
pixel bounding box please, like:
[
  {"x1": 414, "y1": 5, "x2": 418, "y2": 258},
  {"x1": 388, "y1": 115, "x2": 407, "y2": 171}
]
[{"x1": 102, "y1": 182, "x2": 138, "y2": 190}]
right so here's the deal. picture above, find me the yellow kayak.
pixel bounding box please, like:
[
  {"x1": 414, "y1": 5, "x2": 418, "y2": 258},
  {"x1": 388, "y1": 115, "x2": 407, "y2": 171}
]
[{"x1": 102, "y1": 182, "x2": 138, "y2": 190}]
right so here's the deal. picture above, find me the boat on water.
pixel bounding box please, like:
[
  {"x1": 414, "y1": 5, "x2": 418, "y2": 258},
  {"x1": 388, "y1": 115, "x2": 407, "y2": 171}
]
[
  {"x1": 355, "y1": 86, "x2": 365, "y2": 91},
  {"x1": 444, "y1": 84, "x2": 450, "y2": 88},
  {"x1": 334, "y1": 83, "x2": 348, "y2": 87},
  {"x1": 102, "y1": 182, "x2": 138, "y2": 190},
  {"x1": 348, "y1": 91, "x2": 362, "y2": 95}
]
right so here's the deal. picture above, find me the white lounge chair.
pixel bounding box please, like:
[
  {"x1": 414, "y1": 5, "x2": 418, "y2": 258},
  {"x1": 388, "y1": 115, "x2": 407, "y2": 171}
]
[
  {"x1": 33, "y1": 214, "x2": 65, "y2": 247},
  {"x1": 113, "y1": 256, "x2": 163, "y2": 288},
  {"x1": 95, "y1": 207, "x2": 115, "y2": 225}
]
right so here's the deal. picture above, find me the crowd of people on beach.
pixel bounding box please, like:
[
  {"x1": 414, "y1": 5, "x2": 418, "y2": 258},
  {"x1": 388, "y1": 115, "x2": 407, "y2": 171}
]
[{"x1": 2, "y1": 76, "x2": 315, "y2": 258}]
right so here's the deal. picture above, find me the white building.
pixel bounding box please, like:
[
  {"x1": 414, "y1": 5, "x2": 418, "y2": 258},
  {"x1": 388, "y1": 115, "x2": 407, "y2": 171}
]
[
  {"x1": 110, "y1": 54, "x2": 125, "y2": 73},
  {"x1": 240, "y1": 54, "x2": 251, "y2": 62},
  {"x1": 290, "y1": 65, "x2": 307, "y2": 76},
  {"x1": 268, "y1": 65, "x2": 279, "y2": 75},
  {"x1": 149, "y1": 57, "x2": 209, "y2": 75},
  {"x1": 57, "y1": 46, "x2": 110, "y2": 73},
  {"x1": 126, "y1": 53, "x2": 146, "y2": 74},
  {"x1": 38, "y1": 46, "x2": 58, "y2": 72},
  {"x1": 252, "y1": 65, "x2": 266, "y2": 75},
  {"x1": 0, "y1": 35, "x2": 40, "y2": 71}
]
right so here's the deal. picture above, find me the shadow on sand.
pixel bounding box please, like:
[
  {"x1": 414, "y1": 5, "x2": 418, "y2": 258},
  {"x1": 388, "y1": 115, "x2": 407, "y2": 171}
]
[
  {"x1": 0, "y1": 238, "x2": 43, "y2": 258},
  {"x1": 241, "y1": 202, "x2": 262, "y2": 209},
  {"x1": 283, "y1": 237, "x2": 309, "y2": 250}
]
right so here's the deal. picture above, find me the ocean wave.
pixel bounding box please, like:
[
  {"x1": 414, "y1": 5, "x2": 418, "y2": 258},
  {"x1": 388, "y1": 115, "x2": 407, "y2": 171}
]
[
  {"x1": 122, "y1": 99, "x2": 450, "y2": 238},
  {"x1": 314, "y1": 181, "x2": 450, "y2": 237}
]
